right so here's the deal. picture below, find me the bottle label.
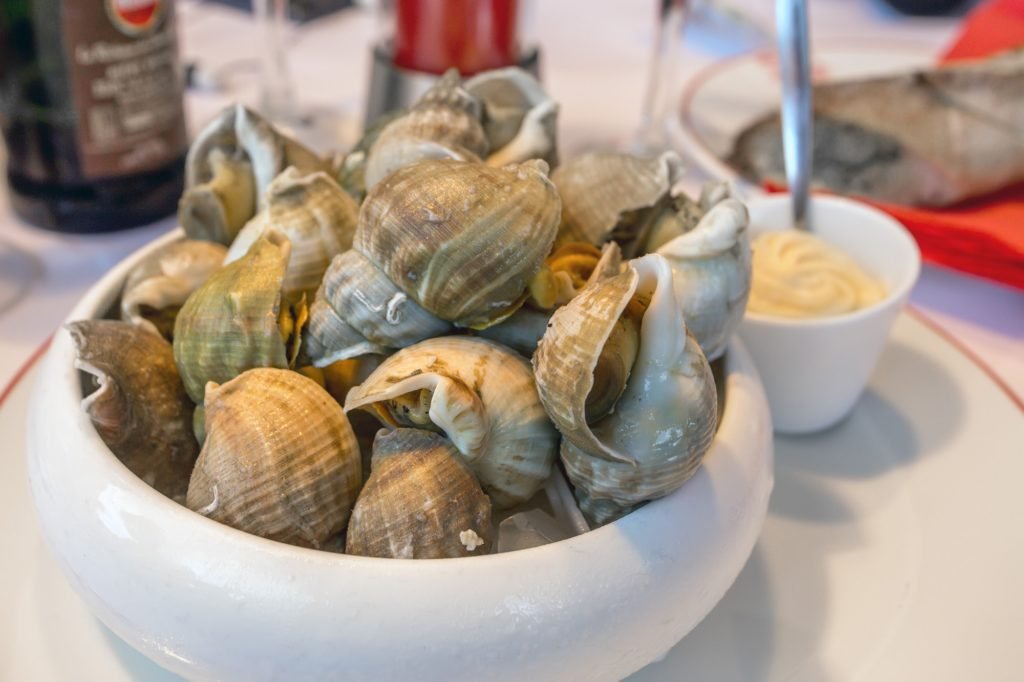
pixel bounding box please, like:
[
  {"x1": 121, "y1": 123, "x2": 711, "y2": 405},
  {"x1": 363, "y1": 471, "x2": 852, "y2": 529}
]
[{"x1": 61, "y1": 0, "x2": 187, "y2": 179}]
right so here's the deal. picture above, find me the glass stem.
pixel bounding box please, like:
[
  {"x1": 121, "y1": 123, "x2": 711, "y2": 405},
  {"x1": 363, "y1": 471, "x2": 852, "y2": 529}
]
[
  {"x1": 634, "y1": 0, "x2": 689, "y2": 153},
  {"x1": 255, "y1": 0, "x2": 297, "y2": 123}
]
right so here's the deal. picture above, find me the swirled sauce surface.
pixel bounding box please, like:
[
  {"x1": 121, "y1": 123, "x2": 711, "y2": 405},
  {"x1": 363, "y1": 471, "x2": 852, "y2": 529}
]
[{"x1": 748, "y1": 231, "x2": 886, "y2": 318}]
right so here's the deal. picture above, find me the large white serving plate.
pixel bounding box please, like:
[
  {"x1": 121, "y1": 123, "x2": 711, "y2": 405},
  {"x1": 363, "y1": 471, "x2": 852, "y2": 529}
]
[
  {"x1": 3, "y1": 309, "x2": 1022, "y2": 681},
  {"x1": 671, "y1": 41, "x2": 937, "y2": 193}
]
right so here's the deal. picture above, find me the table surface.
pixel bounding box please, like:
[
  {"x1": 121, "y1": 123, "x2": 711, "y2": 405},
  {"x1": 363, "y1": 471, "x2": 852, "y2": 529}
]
[{"x1": 0, "y1": 0, "x2": 1021, "y2": 402}]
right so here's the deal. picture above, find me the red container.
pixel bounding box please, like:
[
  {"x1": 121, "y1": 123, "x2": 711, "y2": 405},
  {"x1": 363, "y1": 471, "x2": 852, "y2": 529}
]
[{"x1": 392, "y1": 0, "x2": 520, "y2": 75}]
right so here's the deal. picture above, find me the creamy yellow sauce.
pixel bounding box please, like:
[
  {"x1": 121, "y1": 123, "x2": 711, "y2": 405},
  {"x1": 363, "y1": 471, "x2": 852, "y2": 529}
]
[{"x1": 748, "y1": 231, "x2": 886, "y2": 318}]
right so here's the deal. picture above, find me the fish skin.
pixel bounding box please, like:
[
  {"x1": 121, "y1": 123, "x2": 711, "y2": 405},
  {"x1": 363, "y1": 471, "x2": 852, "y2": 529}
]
[{"x1": 729, "y1": 50, "x2": 1024, "y2": 207}]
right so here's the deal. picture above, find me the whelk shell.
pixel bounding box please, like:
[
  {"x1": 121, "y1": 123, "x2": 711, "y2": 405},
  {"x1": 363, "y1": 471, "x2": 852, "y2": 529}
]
[
  {"x1": 346, "y1": 429, "x2": 492, "y2": 559},
  {"x1": 186, "y1": 368, "x2": 362, "y2": 549},
  {"x1": 464, "y1": 67, "x2": 559, "y2": 167},
  {"x1": 306, "y1": 158, "x2": 560, "y2": 364},
  {"x1": 533, "y1": 254, "x2": 718, "y2": 525},
  {"x1": 180, "y1": 105, "x2": 327, "y2": 245},
  {"x1": 68, "y1": 320, "x2": 198, "y2": 503},
  {"x1": 642, "y1": 181, "x2": 733, "y2": 253},
  {"x1": 527, "y1": 241, "x2": 622, "y2": 311},
  {"x1": 551, "y1": 150, "x2": 684, "y2": 253},
  {"x1": 655, "y1": 190, "x2": 751, "y2": 361},
  {"x1": 305, "y1": 248, "x2": 453, "y2": 366},
  {"x1": 120, "y1": 240, "x2": 227, "y2": 341},
  {"x1": 345, "y1": 336, "x2": 558, "y2": 509},
  {"x1": 173, "y1": 231, "x2": 295, "y2": 405},
  {"x1": 364, "y1": 70, "x2": 489, "y2": 189},
  {"x1": 334, "y1": 108, "x2": 405, "y2": 202},
  {"x1": 179, "y1": 148, "x2": 256, "y2": 247},
  {"x1": 479, "y1": 241, "x2": 623, "y2": 355},
  {"x1": 225, "y1": 168, "x2": 359, "y2": 298},
  {"x1": 358, "y1": 159, "x2": 560, "y2": 327}
]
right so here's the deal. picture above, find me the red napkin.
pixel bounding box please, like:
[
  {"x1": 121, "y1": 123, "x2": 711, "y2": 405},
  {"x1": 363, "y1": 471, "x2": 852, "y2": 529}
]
[
  {"x1": 941, "y1": 0, "x2": 1024, "y2": 60},
  {"x1": 856, "y1": 0, "x2": 1024, "y2": 290}
]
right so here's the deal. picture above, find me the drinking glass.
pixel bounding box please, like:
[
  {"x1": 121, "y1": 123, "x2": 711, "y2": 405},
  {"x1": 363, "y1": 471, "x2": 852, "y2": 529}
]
[
  {"x1": 250, "y1": 0, "x2": 351, "y2": 151},
  {"x1": 632, "y1": 0, "x2": 690, "y2": 154}
]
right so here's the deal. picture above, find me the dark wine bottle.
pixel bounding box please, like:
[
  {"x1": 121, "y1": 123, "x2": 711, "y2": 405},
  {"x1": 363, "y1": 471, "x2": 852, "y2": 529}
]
[
  {"x1": 880, "y1": 0, "x2": 966, "y2": 16},
  {"x1": 0, "y1": 0, "x2": 188, "y2": 233}
]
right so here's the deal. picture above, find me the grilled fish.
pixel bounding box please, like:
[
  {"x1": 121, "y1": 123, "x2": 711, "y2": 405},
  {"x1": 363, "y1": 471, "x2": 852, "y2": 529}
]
[{"x1": 729, "y1": 50, "x2": 1024, "y2": 206}]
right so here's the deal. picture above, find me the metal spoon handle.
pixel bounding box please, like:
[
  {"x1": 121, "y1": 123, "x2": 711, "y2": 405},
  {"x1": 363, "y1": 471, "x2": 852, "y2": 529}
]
[{"x1": 776, "y1": 0, "x2": 812, "y2": 230}]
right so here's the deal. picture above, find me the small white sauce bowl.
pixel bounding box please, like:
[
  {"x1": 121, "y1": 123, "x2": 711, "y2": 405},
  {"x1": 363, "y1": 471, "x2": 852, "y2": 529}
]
[
  {"x1": 739, "y1": 195, "x2": 921, "y2": 434},
  {"x1": 27, "y1": 230, "x2": 774, "y2": 682}
]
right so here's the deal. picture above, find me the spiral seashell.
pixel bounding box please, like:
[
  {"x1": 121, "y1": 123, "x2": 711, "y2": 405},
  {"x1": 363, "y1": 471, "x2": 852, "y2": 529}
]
[
  {"x1": 360, "y1": 159, "x2": 560, "y2": 326},
  {"x1": 180, "y1": 104, "x2": 328, "y2": 245},
  {"x1": 120, "y1": 240, "x2": 227, "y2": 341},
  {"x1": 224, "y1": 168, "x2": 359, "y2": 298},
  {"x1": 551, "y1": 150, "x2": 684, "y2": 253},
  {"x1": 654, "y1": 191, "x2": 751, "y2": 361},
  {"x1": 305, "y1": 158, "x2": 560, "y2": 365},
  {"x1": 173, "y1": 231, "x2": 295, "y2": 404},
  {"x1": 186, "y1": 368, "x2": 362, "y2": 549},
  {"x1": 527, "y1": 241, "x2": 622, "y2": 311},
  {"x1": 334, "y1": 108, "x2": 406, "y2": 202},
  {"x1": 68, "y1": 320, "x2": 198, "y2": 503},
  {"x1": 641, "y1": 181, "x2": 732, "y2": 253},
  {"x1": 305, "y1": 249, "x2": 453, "y2": 366},
  {"x1": 346, "y1": 336, "x2": 558, "y2": 509},
  {"x1": 364, "y1": 70, "x2": 489, "y2": 189},
  {"x1": 641, "y1": 194, "x2": 703, "y2": 255},
  {"x1": 533, "y1": 254, "x2": 718, "y2": 526},
  {"x1": 479, "y1": 241, "x2": 623, "y2": 355},
  {"x1": 465, "y1": 67, "x2": 559, "y2": 167},
  {"x1": 346, "y1": 429, "x2": 492, "y2": 559}
]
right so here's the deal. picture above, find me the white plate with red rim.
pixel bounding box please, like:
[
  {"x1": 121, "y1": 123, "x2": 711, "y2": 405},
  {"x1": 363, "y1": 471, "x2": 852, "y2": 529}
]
[
  {"x1": 3, "y1": 306, "x2": 1022, "y2": 681},
  {"x1": 670, "y1": 40, "x2": 938, "y2": 193}
]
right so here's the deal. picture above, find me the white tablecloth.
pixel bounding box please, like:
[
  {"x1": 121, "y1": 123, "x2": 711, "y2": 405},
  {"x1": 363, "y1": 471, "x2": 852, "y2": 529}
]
[{"x1": 1, "y1": 0, "x2": 1021, "y2": 401}]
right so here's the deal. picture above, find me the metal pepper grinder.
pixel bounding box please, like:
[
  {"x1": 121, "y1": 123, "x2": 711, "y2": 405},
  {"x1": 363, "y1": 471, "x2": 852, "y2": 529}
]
[{"x1": 364, "y1": 0, "x2": 540, "y2": 125}]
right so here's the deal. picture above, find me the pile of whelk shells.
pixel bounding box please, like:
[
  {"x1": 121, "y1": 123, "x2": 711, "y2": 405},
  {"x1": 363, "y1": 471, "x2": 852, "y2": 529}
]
[{"x1": 69, "y1": 68, "x2": 752, "y2": 559}]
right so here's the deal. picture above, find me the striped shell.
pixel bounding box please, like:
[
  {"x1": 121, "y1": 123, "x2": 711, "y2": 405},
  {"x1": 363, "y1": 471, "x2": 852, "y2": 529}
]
[
  {"x1": 551, "y1": 151, "x2": 684, "y2": 252},
  {"x1": 360, "y1": 159, "x2": 560, "y2": 326},
  {"x1": 304, "y1": 248, "x2": 453, "y2": 366},
  {"x1": 120, "y1": 240, "x2": 227, "y2": 341},
  {"x1": 186, "y1": 368, "x2": 362, "y2": 548},
  {"x1": 345, "y1": 336, "x2": 558, "y2": 509},
  {"x1": 68, "y1": 320, "x2": 198, "y2": 503},
  {"x1": 346, "y1": 429, "x2": 492, "y2": 559},
  {"x1": 479, "y1": 241, "x2": 623, "y2": 355},
  {"x1": 334, "y1": 109, "x2": 405, "y2": 203},
  {"x1": 465, "y1": 67, "x2": 559, "y2": 167},
  {"x1": 533, "y1": 254, "x2": 718, "y2": 526},
  {"x1": 305, "y1": 158, "x2": 560, "y2": 365},
  {"x1": 225, "y1": 168, "x2": 359, "y2": 298},
  {"x1": 180, "y1": 104, "x2": 327, "y2": 244},
  {"x1": 173, "y1": 231, "x2": 291, "y2": 404},
  {"x1": 364, "y1": 70, "x2": 489, "y2": 189}
]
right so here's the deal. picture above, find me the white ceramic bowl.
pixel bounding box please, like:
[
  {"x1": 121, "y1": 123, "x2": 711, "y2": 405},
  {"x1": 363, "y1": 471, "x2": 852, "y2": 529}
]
[
  {"x1": 26, "y1": 230, "x2": 774, "y2": 682},
  {"x1": 738, "y1": 195, "x2": 921, "y2": 434}
]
